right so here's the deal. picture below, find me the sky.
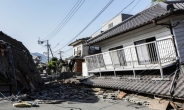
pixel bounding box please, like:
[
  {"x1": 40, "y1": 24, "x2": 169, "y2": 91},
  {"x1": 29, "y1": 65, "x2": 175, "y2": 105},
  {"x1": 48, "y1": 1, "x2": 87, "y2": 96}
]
[{"x1": 0, "y1": 0, "x2": 151, "y2": 59}]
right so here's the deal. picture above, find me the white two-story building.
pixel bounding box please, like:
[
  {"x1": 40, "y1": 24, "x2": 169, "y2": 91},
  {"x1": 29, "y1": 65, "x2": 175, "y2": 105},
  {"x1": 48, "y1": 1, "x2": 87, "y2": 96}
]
[{"x1": 82, "y1": 1, "x2": 184, "y2": 100}]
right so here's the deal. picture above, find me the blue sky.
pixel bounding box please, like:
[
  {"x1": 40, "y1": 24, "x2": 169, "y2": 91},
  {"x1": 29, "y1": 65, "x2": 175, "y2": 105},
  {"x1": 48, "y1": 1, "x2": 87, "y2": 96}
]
[{"x1": 0, "y1": 0, "x2": 151, "y2": 58}]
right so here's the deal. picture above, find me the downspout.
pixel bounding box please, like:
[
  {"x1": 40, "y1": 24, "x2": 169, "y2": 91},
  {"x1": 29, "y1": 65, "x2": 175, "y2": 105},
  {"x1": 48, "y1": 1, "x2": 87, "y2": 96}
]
[
  {"x1": 152, "y1": 19, "x2": 181, "y2": 98},
  {"x1": 152, "y1": 20, "x2": 179, "y2": 58}
]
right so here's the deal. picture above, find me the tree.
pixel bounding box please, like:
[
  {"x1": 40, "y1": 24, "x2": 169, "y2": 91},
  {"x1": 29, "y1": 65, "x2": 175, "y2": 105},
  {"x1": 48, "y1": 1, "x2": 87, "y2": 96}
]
[
  {"x1": 47, "y1": 57, "x2": 66, "y2": 74},
  {"x1": 56, "y1": 58, "x2": 65, "y2": 73},
  {"x1": 47, "y1": 57, "x2": 58, "y2": 73}
]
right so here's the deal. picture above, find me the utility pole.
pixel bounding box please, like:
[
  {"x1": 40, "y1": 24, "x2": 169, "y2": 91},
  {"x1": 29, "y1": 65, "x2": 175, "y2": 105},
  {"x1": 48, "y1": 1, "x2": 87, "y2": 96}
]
[
  {"x1": 46, "y1": 40, "x2": 49, "y2": 63},
  {"x1": 48, "y1": 44, "x2": 54, "y2": 58},
  {"x1": 58, "y1": 51, "x2": 63, "y2": 59},
  {"x1": 38, "y1": 38, "x2": 50, "y2": 63}
]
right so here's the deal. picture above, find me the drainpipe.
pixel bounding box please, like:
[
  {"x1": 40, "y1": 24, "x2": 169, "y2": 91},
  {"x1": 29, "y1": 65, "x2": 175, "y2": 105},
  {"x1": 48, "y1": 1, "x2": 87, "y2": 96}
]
[{"x1": 152, "y1": 19, "x2": 179, "y2": 58}]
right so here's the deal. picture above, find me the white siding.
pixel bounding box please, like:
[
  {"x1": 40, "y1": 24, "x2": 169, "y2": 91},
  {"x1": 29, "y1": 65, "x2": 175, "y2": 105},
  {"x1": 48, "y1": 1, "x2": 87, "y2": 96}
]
[
  {"x1": 97, "y1": 24, "x2": 171, "y2": 52},
  {"x1": 172, "y1": 17, "x2": 184, "y2": 63},
  {"x1": 82, "y1": 62, "x2": 88, "y2": 77},
  {"x1": 103, "y1": 52, "x2": 113, "y2": 69},
  {"x1": 102, "y1": 14, "x2": 122, "y2": 31},
  {"x1": 73, "y1": 44, "x2": 83, "y2": 56},
  {"x1": 93, "y1": 24, "x2": 171, "y2": 67}
]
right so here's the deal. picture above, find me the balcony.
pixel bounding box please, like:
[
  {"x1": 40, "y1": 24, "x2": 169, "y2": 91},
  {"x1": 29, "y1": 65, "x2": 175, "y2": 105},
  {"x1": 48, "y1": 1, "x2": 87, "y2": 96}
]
[{"x1": 85, "y1": 38, "x2": 177, "y2": 78}]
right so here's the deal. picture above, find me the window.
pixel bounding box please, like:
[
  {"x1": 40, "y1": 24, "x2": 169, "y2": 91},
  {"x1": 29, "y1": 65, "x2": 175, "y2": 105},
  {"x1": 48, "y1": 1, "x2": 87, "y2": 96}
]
[
  {"x1": 89, "y1": 46, "x2": 101, "y2": 54},
  {"x1": 109, "y1": 45, "x2": 123, "y2": 51},
  {"x1": 77, "y1": 46, "x2": 81, "y2": 51},
  {"x1": 134, "y1": 37, "x2": 157, "y2": 64},
  {"x1": 109, "y1": 45, "x2": 126, "y2": 66},
  {"x1": 75, "y1": 46, "x2": 81, "y2": 56},
  {"x1": 108, "y1": 23, "x2": 113, "y2": 29}
]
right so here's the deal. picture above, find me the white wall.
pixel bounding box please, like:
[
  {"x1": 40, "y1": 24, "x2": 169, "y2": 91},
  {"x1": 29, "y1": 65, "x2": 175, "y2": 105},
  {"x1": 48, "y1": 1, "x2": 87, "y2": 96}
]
[
  {"x1": 73, "y1": 43, "x2": 89, "y2": 57},
  {"x1": 102, "y1": 14, "x2": 122, "y2": 32},
  {"x1": 82, "y1": 62, "x2": 88, "y2": 76},
  {"x1": 97, "y1": 24, "x2": 171, "y2": 52},
  {"x1": 73, "y1": 44, "x2": 83, "y2": 56},
  {"x1": 172, "y1": 15, "x2": 184, "y2": 63}
]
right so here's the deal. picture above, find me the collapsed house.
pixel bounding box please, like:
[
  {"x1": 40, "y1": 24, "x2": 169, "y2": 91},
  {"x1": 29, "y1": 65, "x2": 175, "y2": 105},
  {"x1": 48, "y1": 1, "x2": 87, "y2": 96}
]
[
  {"x1": 0, "y1": 31, "x2": 42, "y2": 96},
  {"x1": 82, "y1": 2, "x2": 184, "y2": 100}
]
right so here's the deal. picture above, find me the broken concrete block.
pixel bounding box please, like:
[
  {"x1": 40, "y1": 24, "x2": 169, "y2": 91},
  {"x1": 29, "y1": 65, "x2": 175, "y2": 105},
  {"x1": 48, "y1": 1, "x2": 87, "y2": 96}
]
[
  {"x1": 149, "y1": 99, "x2": 169, "y2": 110},
  {"x1": 117, "y1": 92, "x2": 127, "y2": 99}
]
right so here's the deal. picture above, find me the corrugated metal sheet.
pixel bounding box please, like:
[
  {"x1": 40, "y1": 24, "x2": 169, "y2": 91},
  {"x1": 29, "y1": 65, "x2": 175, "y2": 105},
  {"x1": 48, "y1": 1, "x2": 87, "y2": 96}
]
[
  {"x1": 88, "y1": 2, "x2": 184, "y2": 44},
  {"x1": 82, "y1": 65, "x2": 184, "y2": 99}
]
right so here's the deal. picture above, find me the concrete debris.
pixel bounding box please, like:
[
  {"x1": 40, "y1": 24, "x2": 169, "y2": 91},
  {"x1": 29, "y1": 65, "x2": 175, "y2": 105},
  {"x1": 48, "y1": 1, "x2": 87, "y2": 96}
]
[
  {"x1": 117, "y1": 92, "x2": 127, "y2": 99},
  {"x1": 149, "y1": 99, "x2": 169, "y2": 110},
  {"x1": 124, "y1": 95, "x2": 151, "y2": 106}
]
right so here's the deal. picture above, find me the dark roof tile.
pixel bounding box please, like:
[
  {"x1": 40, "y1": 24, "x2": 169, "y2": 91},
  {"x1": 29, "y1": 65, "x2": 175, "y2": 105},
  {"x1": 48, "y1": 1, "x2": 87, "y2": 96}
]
[
  {"x1": 82, "y1": 66, "x2": 184, "y2": 99},
  {"x1": 88, "y1": 2, "x2": 184, "y2": 44}
]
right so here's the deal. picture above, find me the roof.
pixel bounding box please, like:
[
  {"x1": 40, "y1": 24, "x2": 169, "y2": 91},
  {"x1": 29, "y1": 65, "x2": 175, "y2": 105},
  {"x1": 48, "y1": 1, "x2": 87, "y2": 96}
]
[
  {"x1": 88, "y1": 2, "x2": 184, "y2": 44},
  {"x1": 82, "y1": 65, "x2": 184, "y2": 100},
  {"x1": 69, "y1": 37, "x2": 91, "y2": 46},
  {"x1": 65, "y1": 56, "x2": 84, "y2": 60}
]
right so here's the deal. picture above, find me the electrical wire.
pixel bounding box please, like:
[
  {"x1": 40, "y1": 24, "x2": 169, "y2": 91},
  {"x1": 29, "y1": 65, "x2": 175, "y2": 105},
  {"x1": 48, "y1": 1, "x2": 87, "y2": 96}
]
[
  {"x1": 88, "y1": 0, "x2": 136, "y2": 42},
  {"x1": 54, "y1": 0, "x2": 115, "y2": 53},
  {"x1": 52, "y1": 43, "x2": 59, "y2": 50},
  {"x1": 128, "y1": 0, "x2": 141, "y2": 13},
  {"x1": 41, "y1": 0, "x2": 81, "y2": 40},
  {"x1": 64, "y1": 48, "x2": 73, "y2": 52},
  {"x1": 53, "y1": 0, "x2": 99, "y2": 50},
  {"x1": 41, "y1": 0, "x2": 85, "y2": 40},
  {"x1": 47, "y1": 0, "x2": 85, "y2": 40}
]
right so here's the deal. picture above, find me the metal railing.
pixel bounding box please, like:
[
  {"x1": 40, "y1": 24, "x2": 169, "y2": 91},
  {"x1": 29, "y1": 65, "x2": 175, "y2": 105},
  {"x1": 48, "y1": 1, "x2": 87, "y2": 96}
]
[{"x1": 85, "y1": 38, "x2": 176, "y2": 71}]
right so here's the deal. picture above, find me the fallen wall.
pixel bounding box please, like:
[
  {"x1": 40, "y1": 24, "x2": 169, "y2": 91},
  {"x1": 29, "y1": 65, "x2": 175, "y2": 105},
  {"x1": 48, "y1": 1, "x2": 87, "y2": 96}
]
[{"x1": 0, "y1": 31, "x2": 42, "y2": 96}]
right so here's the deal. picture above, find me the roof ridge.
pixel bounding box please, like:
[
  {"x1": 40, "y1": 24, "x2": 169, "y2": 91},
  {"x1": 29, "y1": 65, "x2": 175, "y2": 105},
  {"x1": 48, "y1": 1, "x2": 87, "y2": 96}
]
[
  {"x1": 88, "y1": 3, "x2": 164, "y2": 42},
  {"x1": 88, "y1": 2, "x2": 184, "y2": 44}
]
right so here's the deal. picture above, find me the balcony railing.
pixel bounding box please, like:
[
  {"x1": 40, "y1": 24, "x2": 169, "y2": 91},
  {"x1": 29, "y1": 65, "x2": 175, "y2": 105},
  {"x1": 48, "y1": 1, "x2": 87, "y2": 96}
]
[{"x1": 85, "y1": 38, "x2": 177, "y2": 73}]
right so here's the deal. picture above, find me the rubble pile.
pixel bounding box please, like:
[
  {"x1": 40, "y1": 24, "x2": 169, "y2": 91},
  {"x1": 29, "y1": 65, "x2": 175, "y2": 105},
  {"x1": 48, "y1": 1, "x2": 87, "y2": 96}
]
[
  {"x1": 30, "y1": 83, "x2": 99, "y2": 103},
  {"x1": 1, "y1": 80, "x2": 184, "y2": 110},
  {"x1": 0, "y1": 31, "x2": 42, "y2": 95}
]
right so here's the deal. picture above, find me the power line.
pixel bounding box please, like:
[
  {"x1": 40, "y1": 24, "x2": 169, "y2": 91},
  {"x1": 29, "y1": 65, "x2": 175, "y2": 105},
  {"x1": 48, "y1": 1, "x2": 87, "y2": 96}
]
[
  {"x1": 48, "y1": 0, "x2": 85, "y2": 40},
  {"x1": 41, "y1": 0, "x2": 81, "y2": 40},
  {"x1": 53, "y1": 0, "x2": 99, "y2": 50},
  {"x1": 64, "y1": 48, "x2": 73, "y2": 52},
  {"x1": 128, "y1": 0, "x2": 141, "y2": 13},
  {"x1": 54, "y1": 0, "x2": 115, "y2": 53},
  {"x1": 41, "y1": 0, "x2": 85, "y2": 40},
  {"x1": 42, "y1": 0, "x2": 82, "y2": 40},
  {"x1": 89, "y1": 0, "x2": 136, "y2": 40},
  {"x1": 52, "y1": 43, "x2": 59, "y2": 50}
]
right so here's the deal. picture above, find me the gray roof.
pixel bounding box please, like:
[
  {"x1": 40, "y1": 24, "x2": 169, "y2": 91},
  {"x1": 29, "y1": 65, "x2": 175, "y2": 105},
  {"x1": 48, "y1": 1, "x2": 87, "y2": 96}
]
[
  {"x1": 82, "y1": 65, "x2": 184, "y2": 99},
  {"x1": 88, "y1": 2, "x2": 184, "y2": 44},
  {"x1": 69, "y1": 37, "x2": 91, "y2": 46}
]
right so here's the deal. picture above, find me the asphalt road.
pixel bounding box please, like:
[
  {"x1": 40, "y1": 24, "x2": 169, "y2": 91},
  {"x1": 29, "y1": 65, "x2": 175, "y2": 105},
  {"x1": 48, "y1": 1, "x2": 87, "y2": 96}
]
[{"x1": 0, "y1": 100, "x2": 154, "y2": 110}]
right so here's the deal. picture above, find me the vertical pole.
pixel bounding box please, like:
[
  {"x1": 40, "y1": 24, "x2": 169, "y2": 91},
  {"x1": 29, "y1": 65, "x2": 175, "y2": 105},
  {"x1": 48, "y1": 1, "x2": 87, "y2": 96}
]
[
  {"x1": 96, "y1": 55, "x2": 102, "y2": 77},
  {"x1": 49, "y1": 45, "x2": 54, "y2": 57},
  {"x1": 130, "y1": 47, "x2": 136, "y2": 78},
  {"x1": 155, "y1": 41, "x2": 164, "y2": 78},
  {"x1": 133, "y1": 70, "x2": 136, "y2": 78},
  {"x1": 60, "y1": 51, "x2": 62, "y2": 59},
  {"x1": 47, "y1": 40, "x2": 49, "y2": 63},
  {"x1": 59, "y1": 51, "x2": 63, "y2": 59},
  {"x1": 109, "y1": 51, "x2": 116, "y2": 77}
]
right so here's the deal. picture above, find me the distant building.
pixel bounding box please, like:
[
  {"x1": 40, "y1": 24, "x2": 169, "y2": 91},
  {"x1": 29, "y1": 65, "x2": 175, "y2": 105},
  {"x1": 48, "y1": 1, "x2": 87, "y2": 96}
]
[{"x1": 92, "y1": 14, "x2": 132, "y2": 38}]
